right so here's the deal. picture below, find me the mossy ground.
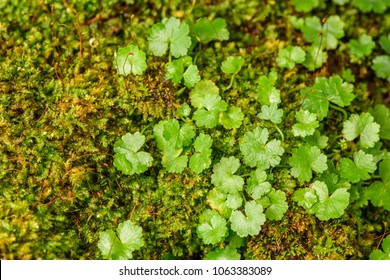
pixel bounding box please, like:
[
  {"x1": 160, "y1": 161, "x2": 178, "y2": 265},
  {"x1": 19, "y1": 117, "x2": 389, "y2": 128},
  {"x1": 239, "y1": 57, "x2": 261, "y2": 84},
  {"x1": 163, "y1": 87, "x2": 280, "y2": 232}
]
[{"x1": 0, "y1": 0, "x2": 389, "y2": 259}]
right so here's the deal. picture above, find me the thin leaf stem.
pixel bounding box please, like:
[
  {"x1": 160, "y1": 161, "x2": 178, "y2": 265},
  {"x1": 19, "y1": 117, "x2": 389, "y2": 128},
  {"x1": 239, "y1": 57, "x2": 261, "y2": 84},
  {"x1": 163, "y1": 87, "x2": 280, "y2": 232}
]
[
  {"x1": 273, "y1": 123, "x2": 284, "y2": 143},
  {"x1": 329, "y1": 103, "x2": 348, "y2": 120}
]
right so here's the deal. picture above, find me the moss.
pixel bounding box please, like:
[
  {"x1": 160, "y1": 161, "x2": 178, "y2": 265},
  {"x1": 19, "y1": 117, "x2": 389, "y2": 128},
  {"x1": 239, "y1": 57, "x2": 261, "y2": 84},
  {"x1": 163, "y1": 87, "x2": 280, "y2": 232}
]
[{"x1": 1, "y1": 0, "x2": 388, "y2": 260}]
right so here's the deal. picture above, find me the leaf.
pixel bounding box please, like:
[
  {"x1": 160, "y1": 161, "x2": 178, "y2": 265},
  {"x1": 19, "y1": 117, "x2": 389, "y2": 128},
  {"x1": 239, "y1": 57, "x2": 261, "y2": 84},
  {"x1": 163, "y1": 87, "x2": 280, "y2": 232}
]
[
  {"x1": 293, "y1": 187, "x2": 318, "y2": 213},
  {"x1": 219, "y1": 106, "x2": 244, "y2": 129},
  {"x1": 193, "y1": 100, "x2": 227, "y2": 128},
  {"x1": 304, "y1": 130, "x2": 328, "y2": 149},
  {"x1": 230, "y1": 201, "x2": 266, "y2": 237},
  {"x1": 303, "y1": 44, "x2": 327, "y2": 71},
  {"x1": 339, "y1": 150, "x2": 377, "y2": 183},
  {"x1": 240, "y1": 127, "x2": 284, "y2": 170},
  {"x1": 299, "y1": 16, "x2": 345, "y2": 50},
  {"x1": 175, "y1": 102, "x2": 191, "y2": 117},
  {"x1": 154, "y1": 119, "x2": 195, "y2": 150},
  {"x1": 276, "y1": 46, "x2": 306, "y2": 69},
  {"x1": 98, "y1": 220, "x2": 144, "y2": 260},
  {"x1": 211, "y1": 157, "x2": 244, "y2": 194},
  {"x1": 204, "y1": 246, "x2": 240, "y2": 260},
  {"x1": 183, "y1": 64, "x2": 201, "y2": 88},
  {"x1": 293, "y1": 181, "x2": 350, "y2": 221},
  {"x1": 191, "y1": 18, "x2": 229, "y2": 44},
  {"x1": 263, "y1": 189, "x2": 288, "y2": 221},
  {"x1": 197, "y1": 209, "x2": 227, "y2": 245},
  {"x1": 292, "y1": 0, "x2": 320, "y2": 12},
  {"x1": 379, "y1": 34, "x2": 390, "y2": 55},
  {"x1": 351, "y1": 0, "x2": 390, "y2": 13},
  {"x1": 189, "y1": 133, "x2": 212, "y2": 174},
  {"x1": 369, "y1": 104, "x2": 390, "y2": 140},
  {"x1": 312, "y1": 181, "x2": 350, "y2": 221},
  {"x1": 221, "y1": 56, "x2": 245, "y2": 74},
  {"x1": 190, "y1": 80, "x2": 220, "y2": 109},
  {"x1": 302, "y1": 75, "x2": 355, "y2": 120},
  {"x1": 207, "y1": 188, "x2": 232, "y2": 218},
  {"x1": 114, "y1": 44, "x2": 147, "y2": 76},
  {"x1": 161, "y1": 146, "x2": 188, "y2": 173},
  {"x1": 148, "y1": 17, "x2": 191, "y2": 58},
  {"x1": 225, "y1": 193, "x2": 243, "y2": 210},
  {"x1": 257, "y1": 104, "x2": 283, "y2": 124},
  {"x1": 257, "y1": 71, "x2": 281, "y2": 105},
  {"x1": 369, "y1": 235, "x2": 390, "y2": 260},
  {"x1": 372, "y1": 55, "x2": 390, "y2": 81},
  {"x1": 348, "y1": 34, "x2": 375, "y2": 59},
  {"x1": 342, "y1": 112, "x2": 380, "y2": 149},
  {"x1": 366, "y1": 159, "x2": 390, "y2": 210},
  {"x1": 113, "y1": 132, "x2": 153, "y2": 175},
  {"x1": 289, "y1": 145, "x2": 328, "y2": 183},
  {"x1": 292, "y1": 109, "x2": 319, "y2": 137},
  {"x1": 246, "y1": 169, "x2": 272, "y2": 200}
]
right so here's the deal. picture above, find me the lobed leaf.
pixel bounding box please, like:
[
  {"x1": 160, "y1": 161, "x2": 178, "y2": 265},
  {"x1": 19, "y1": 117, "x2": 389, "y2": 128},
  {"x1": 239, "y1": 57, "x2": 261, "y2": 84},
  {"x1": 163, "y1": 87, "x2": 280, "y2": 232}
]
[
  {"x1": 342, "y1": 112, "x2": 380, "y2": 149},
  {"x1": 240, "y1": 127, "x2": 284, "y2": 170},
  {"x1": 114, "y1": 44, "x2": 147, "y2": 76},
  {"x1": 289, "y1": 145, "x2": 328, "y2": 183},
  {"x1": 230, "y1": 201, "x2": 266, "y2": 237},
  {"x1": 211, "y1": 157, "x2": 244, "y2": 194}
]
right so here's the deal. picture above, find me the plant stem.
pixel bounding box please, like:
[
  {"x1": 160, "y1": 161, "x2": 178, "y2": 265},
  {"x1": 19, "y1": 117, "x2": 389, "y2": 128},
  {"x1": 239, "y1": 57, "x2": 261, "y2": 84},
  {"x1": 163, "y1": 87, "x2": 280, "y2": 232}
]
[
  {"x1": 273, "y1": 123, "x2": 284, "y2": 143},
  {"x1": 225, "y1": 74, "x2": 236, "y2": 90},
  {"x1": 329, "y1": 103, "x2": 348, "y2": 120}
]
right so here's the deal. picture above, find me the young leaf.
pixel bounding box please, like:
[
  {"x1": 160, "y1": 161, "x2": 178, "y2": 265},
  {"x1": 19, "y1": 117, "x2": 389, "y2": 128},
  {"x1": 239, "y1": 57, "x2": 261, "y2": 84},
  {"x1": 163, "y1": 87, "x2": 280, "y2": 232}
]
[
  {"x1": 219, "y1": 106, "x2": 244, "y2": 129},
  {"x1": 366, "y1": 159, "x2": 390, "y2": 211},
  {"x1": 113, "y1": 132, "x2": 153, "y2": 175},
  {"x1": 191, "y1": 18, "x2": 229, "y2": 44},
  {"x1": 197, "y1": 209, "x2": 228, "y2": 245},
  {"x1": 342, "y1": 112, "x2": 380, "y2": 149},
  {"x1": 369, "y1": 104, "x2": 390, "y2": 140},
  {"x1": 302, "y1": 75, "x2": 355, "y2": 120},
  {"x1": 257, "y1": 71, "x2": 281, "y2": 105},
  {"x1": 221, "y1": 56, "x2": 245, "y2": 74},
  {"x1": 369, "y1": 235, "x2": 390, "y2": 260},
  {"x1": 292, "y1": 109, "x2": 319, "y2": 137},
  {"x1": 289, "y1": 145, "x2": 328, "y2": 183},
  {"x1": 348, "y1": 34, "x2": 375, "y2": 59},
  {"x1": 190, "y1": 80, "x2": 220, "y2": 109},
  {"x1": 276, "y1": 46, "x2": 306, "y2": 69},
  {"x1": 230, "y1": 201, "x2": 266, "y2": 237},
  {"x1": 312, "y1": 181, "x2": 350, "y2": 221},
  {"x1": 148, "y1": 17, "x2": 191, "y2": 58},
  {"x1": 292, "y1": 0, "x2": 320, "y2": 12},
  {"x1": 372, "y1": 55, "x2": 390, "y2": 81},
  {"x1": 189, "y1": 133, "x2": 212, "y2": 174},
  {"x1": 114, "y1": 44, "x2": 147, "y2": 76},
  {"x1": 246, "y1": 169, "x2": 272, "y2": 200},
  {"x1": 211, "y1": 157, "x2": 244, "y2": 194},
  {"x1": 293, "y1": 187, "x2": 318, "y2": 213},
  {"x1": 98, "y1": 220, "x2": 144, "y2": 260},
  {"x1": 339, "y1": 150, "x2": 377, "y2": 183},
  {"x1": 262, "y1": 189, "x2": 288, "y2": 221},
  {"x1": 240, "y1": 127, "x2": 284, "y2": 170},
  {"x1": 257, "y1": 104, "x2": 283, "y2": 124},
  {"x1": 204, "y1": 245, "x2": 240, "y2": 260}
]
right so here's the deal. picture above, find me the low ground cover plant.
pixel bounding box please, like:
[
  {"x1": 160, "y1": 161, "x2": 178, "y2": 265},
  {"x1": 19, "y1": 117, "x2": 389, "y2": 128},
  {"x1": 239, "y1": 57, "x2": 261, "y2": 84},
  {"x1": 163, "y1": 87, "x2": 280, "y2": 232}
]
[{"x1": 1, "y1": 0, "x2": 389, "y2": 260}]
